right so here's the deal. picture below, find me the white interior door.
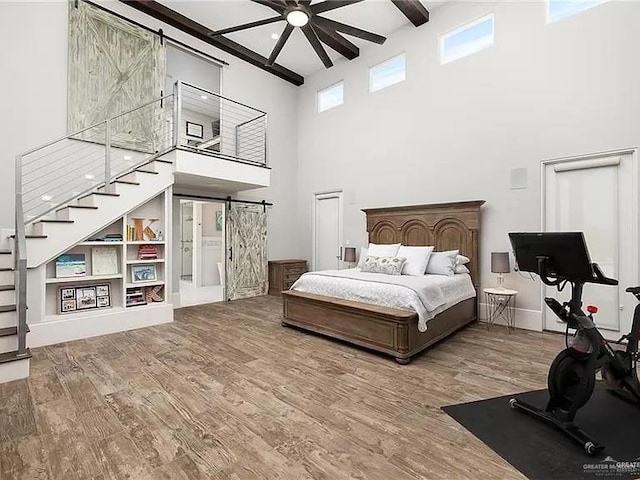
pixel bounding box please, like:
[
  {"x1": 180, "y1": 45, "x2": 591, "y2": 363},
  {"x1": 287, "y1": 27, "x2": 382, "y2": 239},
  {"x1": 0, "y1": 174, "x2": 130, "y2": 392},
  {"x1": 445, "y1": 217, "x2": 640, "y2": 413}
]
[
  {"x1": 313, "y1": 191, "x2": 343, "y2": 271},
  {"x1": 543, "y1": 152, "x2": 637, "y2": 338}
]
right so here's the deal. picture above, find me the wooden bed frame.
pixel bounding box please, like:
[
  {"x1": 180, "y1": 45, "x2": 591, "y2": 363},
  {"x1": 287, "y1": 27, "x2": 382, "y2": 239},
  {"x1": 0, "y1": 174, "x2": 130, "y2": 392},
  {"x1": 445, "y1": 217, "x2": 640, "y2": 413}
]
[{"x1": 282, "y1": 200, "x2": 485, "y2": 364}]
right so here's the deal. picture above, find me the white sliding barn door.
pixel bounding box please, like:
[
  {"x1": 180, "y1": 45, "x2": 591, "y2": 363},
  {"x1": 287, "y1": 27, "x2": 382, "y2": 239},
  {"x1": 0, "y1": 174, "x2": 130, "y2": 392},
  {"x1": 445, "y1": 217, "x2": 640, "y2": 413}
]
[
  {"x1": 226, "y1": 204, "x2": 268, "y2": 301},
  {"x1": 313, "y1": 191, "x2": 343, "y2": 271},
  {"x1": 543, "y1": 152, "x2": 637, "y2": 338}
]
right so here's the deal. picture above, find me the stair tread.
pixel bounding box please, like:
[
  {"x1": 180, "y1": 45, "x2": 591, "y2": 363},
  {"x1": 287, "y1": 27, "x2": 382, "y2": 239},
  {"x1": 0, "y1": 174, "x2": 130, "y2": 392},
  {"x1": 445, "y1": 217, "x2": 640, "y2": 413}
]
[
  {"x1": 0, "y1": 325, "x2": 29, "y2": 337},
  {"x1": 0, "y1": 349, "x2": 32, "y2": 364},
  {"x1": 135, "y1": 169, "x2": 159, "y2": 174},
  {"x1": 153, "y1": 159, "x2": 173, "y2": 164},
  {"x1": 0, "y1": 305, "x2": 16, "y2": 313},
  {"x1": 56, "y1": 205, "x2": 99, "y2": 211},
  {"x1": 10, "y1": 235, "x2": 47, "y2": 239},
  {"x1": 37, "y1": 219, "x2": 74, "y2": 224},
  {"x1": 0, "y1": 285, "x2": 15, "y2": 292},
  {"x1": 112, "y1": 180, "x2": 140, "y2": 185},
  {"x1": 0, "y1": 251, "x2": 11, "y2": 255},
  {"x1": 0, "y1": 268, "x2": 13, "y2": 272},
  {"x1": 78, "y1": 192, "x2": 120, "y2": 200}
]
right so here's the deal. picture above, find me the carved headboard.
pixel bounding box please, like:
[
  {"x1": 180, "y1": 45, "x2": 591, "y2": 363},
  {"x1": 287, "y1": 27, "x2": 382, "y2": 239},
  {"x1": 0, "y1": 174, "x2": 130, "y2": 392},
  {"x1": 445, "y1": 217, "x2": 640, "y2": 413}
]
[{"x1": 362, "y1": 201, "x2": 485, "y2": 288}]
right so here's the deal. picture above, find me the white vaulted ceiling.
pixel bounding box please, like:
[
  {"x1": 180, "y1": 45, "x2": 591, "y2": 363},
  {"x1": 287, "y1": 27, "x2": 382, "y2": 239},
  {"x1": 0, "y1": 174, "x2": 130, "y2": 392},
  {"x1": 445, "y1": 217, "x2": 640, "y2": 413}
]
[{"x1": 160, "y1": 0, "x2": 440, "y2": 76}]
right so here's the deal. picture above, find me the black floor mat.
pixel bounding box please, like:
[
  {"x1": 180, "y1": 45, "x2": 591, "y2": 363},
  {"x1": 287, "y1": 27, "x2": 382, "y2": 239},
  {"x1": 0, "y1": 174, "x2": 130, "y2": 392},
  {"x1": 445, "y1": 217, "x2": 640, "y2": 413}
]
[{"x1": 442, "y1": 389, "x2": 640, "y2": 480}]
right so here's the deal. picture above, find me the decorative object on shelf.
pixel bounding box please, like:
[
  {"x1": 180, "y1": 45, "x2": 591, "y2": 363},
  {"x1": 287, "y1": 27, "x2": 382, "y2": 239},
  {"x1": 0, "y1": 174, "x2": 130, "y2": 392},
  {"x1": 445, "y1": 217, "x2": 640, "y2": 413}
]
[
  {"x1": 96, "y1": 284, "x2": 111, "y2": 308},
  {"x1": 92, "y1": 247, "x2": 119, "y2": 276},
  {"x1": 138, "y1": 244, "x2": 159, "y2": 260},
  {"x1": 131, "y1": 264, "x2": 157, "y2": 283},
  {"x1": 145, "y1": 285, "x2": 164, "y2": 303},
  {"x1": 216, "y1": 210, "x2": 223, "y2": 231},
  {"x1": 491, "y1": 252, "x2": 511, "y2": 289},
  {"x1": 144, "y1": 218, "x2": 159, "y2": 241},
  {"x1": 104, "y1": 233, "x2": 123, "y2": 242},
  {"x1": 132, "y1": 218, "x2": 145, "y2": 241},
  {"x1": 186, "y1": 121, "x2": 204, "y2": 138},
  {"x1": 56, "y1": 253, "x2": 87, "y2": 278},
  {"x1": 126, "y1": 225, "x2": 135, "y2": 242},
  {"x1": 126, "y1": 287, "x2": 147, "y2": 307},
  {"x1": 157, "y1": 230, "x2": 164, "y2": 241},
  {"x1": 76, "y1": 286, "x2": 97, "y2": 310}
]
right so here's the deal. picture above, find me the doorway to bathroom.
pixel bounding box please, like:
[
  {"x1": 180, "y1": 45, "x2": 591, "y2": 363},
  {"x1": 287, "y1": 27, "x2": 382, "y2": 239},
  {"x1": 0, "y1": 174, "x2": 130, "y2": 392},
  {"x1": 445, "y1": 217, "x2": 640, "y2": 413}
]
[{"x1": 179, "y1": 199, "x2": 226, "y2": 306}]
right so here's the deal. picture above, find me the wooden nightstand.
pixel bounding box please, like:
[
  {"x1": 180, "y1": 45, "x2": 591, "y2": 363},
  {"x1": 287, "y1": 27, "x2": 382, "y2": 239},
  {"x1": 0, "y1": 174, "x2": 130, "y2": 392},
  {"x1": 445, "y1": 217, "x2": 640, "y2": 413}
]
[{"x1": 268, "y1": 259, "x2": 307, "y2": 296}]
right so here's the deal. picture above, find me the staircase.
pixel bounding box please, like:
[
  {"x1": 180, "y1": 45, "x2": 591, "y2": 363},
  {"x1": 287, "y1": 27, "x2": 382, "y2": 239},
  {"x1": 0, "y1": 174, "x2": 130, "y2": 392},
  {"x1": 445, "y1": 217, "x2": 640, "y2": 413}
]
[{"x1": 1, "y1": 81, "x2": 268, "y2": 383}]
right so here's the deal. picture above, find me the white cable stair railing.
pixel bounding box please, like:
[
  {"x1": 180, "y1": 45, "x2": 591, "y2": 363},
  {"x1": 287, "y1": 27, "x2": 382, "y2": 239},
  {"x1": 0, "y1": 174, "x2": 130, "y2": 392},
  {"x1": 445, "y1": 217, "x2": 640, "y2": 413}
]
[{"x1": 12, "y1": 81, "x2": 268, "y2": 362}]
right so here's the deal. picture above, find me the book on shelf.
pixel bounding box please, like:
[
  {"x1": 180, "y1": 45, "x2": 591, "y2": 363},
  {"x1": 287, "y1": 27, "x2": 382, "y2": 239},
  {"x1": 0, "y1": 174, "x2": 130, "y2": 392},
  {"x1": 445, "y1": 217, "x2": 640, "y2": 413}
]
[
  {"x1": 126, "y1": 225, "x2": 135, "y2": 242},
  {"x1": 104, "y1": 234, "x2": 123, "y2": 242},
  {"x1": 126, "y1": 287, "x2": 147, "y2": 307},
  {"x1": 138, "y1": 244, "x2": 159, "y2": 260}
]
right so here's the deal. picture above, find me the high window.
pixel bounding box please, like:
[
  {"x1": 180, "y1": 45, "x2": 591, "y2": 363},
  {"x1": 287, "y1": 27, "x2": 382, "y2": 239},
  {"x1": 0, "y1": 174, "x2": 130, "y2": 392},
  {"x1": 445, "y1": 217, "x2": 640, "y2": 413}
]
[
  {"x1": 440, "y1": 14, "x2": 494, "y2": 65},
  {"x1": 369, "y1": 53, "x2": 406, "y2": 93},
  {"x1": 317, "y1": 81, "x2": 344, "y2": 113},
  {"x1": 547, "y1": 0, "x2": 605, "y2": 23}
]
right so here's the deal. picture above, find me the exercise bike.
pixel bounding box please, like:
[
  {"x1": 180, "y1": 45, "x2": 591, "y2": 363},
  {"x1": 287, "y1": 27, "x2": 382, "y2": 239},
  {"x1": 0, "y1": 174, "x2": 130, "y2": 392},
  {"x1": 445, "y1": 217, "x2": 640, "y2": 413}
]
[{"x1": 508, "y1": 232, "x2": 640, "y2": 455}]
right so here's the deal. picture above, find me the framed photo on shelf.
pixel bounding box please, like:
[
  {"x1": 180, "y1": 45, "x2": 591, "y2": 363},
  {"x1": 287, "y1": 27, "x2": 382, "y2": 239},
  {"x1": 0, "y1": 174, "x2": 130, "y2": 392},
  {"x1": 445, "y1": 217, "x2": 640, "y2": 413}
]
[
  {"x1": 131, "y1": 264, "x2": 157, "y2": 283},
  {"x1": 186, "y1": 121, "x2": 203, "y2": 139},
  {"x1": 58, "y1": 284, "x2": 111, "y2": 314},
  {"x1": 92, "y1": 247, "x2": 119, "y2": 276},
  {"x1": 76, "y1": 287, "x2": 97, "y2": 310},
  {"x1": 55, "y1": 253, "x2": 86, "y2": 278}
]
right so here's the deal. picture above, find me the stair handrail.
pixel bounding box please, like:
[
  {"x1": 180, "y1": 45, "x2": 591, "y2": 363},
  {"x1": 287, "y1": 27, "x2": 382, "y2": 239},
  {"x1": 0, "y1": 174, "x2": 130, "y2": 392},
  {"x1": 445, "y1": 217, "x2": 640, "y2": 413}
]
[{"x1": 14, "y1": 154, "x2": 28, "y2": 358}]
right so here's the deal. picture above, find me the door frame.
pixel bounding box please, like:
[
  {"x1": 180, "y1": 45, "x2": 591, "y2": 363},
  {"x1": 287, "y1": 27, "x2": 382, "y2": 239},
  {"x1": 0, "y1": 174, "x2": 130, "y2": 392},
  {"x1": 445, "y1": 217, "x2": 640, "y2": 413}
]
[
  {"x1": 540, "y1": 147, "x2": 639, "y2": 332},
  {"x1": 312, "y1": 190, "x2": 344, "y2": 272}
]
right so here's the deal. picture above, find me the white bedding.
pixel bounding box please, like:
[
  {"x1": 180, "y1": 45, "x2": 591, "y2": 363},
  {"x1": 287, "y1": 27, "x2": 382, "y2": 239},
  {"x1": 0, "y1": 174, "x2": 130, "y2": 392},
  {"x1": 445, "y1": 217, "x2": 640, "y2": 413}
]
[{"x1": 290, "y1": 269, "x2": 476, "y2": 332}]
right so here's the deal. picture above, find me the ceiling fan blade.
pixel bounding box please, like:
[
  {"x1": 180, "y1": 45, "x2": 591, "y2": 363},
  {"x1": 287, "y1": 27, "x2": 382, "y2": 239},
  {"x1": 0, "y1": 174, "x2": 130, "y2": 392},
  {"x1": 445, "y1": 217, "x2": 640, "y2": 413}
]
[
  {"x1": 314, "y1": 16, "x2": 386, "y2": 44},
  {"x1": 311, "y1": 0, "x2": 365, "y2": 15},
  {"x1": 302, "y1": 24, "x2": 333, "y2": 68},
  {"x1": 209, "y1": 16, "x2": 284, "y2": 36},
  {"x1": 313, "y1": 25, "x2": 358, "y2": 60},
  {"x1": 251, "y1": 0, "x2": 286, "y2": 14},
  {"x1": 299, "y1": 0, "x2": 312, "y2": 6},
  {"x1": 266, "y1": 23, "x2": 294, "y2": 66}
]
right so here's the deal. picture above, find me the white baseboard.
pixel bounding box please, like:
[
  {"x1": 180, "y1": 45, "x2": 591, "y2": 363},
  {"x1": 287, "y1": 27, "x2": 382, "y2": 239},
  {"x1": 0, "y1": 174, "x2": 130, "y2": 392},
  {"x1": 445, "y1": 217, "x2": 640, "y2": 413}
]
[
  {"x1": 28, "y1": 303, "x2": 174, "y2": 348},
  {"x1": 0, "y1": 357, "x2": 30, "y2": 384},
  {"x1": 478, "y1": 302, "x2": 543, "y2": 331}
]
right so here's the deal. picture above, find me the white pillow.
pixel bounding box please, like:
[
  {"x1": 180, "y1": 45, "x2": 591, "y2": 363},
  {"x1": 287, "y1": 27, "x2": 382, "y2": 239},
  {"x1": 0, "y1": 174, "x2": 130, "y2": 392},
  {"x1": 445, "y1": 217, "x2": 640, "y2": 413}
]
[
  {"x1": 456, "y1": 255, "x2": 470, "y2": 265},
  {"x1": 455, "y1": 264, "x2": 470, "y2": 274},
  {"x1": 398, "y1": 245, "x2": 434, "y2": 276},
  {"x1": 368, "y1": 243, "x2": 401, "y2": 257},
  {"x1": 425, "y1": 250, "x2": 459, "y2": 276},
  {"x1": 357, "y1": 246, "x2": 368, "y2": 268}
]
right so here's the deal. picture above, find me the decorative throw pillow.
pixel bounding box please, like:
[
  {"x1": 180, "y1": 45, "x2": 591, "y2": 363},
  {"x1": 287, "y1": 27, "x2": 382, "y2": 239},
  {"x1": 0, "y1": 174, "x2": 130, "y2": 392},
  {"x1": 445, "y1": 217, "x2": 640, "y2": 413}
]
[
  {"x1": 368, "y1": 243, "x2": 401, "y2": 257},
  {"x1": 456, "y1": 255, "x2": 471, "y2": 265},
  {"x1": 397, "y1": 245, "x2": 434, "y2": 276},
  {"x1": 455, "y1": 264, "x2": 470, "y2": 274},
  {"x1": 454, "y1": 254, "x2": 471, "y2": 274},
  {"x1": 425, "y1": 250, "x2": 459, "y2": 276},
  {"x1": 361, "y1": 256, "x2": 407, "y2": 276}
]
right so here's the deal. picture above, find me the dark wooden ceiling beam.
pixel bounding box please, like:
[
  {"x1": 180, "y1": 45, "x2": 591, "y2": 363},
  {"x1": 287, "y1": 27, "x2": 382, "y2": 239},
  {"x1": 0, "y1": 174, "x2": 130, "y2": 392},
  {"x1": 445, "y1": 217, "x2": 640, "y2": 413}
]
[
  {"x1": 311, "y1": 0, "x2": 365, "y2": 15},
  {"x1": 391, "y1": 0, "x2": 430, "y2": 27},
  {"x1": 121, "y1": 0, "x2": 304, "y2": 86},
  {"x1": 313, "y1": 25, "x2": 359, "y2": 60}
]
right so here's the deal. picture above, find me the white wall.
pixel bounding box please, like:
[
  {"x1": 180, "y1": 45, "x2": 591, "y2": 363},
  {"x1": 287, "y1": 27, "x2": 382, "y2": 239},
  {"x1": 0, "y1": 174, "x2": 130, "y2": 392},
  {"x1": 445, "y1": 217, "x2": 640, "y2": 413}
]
[
  {"x1": 0, "y1": 0, "x2": 302, "y2": 261},
  {"x1": 295, "y1": 1, "x2": 640, "y2": 326}
]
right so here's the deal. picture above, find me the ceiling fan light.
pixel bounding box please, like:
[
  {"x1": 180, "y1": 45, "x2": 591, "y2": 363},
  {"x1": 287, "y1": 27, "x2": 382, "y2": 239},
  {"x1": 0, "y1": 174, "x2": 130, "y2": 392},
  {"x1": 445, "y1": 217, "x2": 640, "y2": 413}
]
[{"x1": 286, "y1": 10, "x2": 309, "y2": 27}]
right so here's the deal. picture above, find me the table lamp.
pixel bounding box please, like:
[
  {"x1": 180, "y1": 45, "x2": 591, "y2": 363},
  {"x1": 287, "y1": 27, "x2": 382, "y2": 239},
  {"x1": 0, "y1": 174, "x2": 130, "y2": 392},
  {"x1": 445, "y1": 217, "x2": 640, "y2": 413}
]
[
  {"x1": 491, "y1": 252, "x2": 510, "y2": 289},
  {"x1": 343, "y1": 247, "x2": 356, "y2": 268}
]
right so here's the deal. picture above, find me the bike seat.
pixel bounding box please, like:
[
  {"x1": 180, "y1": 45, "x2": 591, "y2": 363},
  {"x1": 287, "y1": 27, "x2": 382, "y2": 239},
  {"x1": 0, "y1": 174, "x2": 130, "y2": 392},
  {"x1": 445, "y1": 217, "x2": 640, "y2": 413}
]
[{"x1": 626, "y1": 286, "x2": 640, "y2": 295}]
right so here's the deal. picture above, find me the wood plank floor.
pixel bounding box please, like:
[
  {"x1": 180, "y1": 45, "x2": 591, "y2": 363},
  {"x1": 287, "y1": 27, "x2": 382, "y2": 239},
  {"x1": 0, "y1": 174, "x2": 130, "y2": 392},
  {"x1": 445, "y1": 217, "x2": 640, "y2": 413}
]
[{"x1": 0, "y1": 296, "x2": 564, "y2": 479}]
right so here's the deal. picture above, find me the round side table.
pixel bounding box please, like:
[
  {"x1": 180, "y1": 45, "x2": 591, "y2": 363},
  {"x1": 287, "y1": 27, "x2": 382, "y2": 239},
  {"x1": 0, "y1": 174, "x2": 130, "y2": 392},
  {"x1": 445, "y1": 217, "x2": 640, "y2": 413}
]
[{"x1": 484, "y1": 288, "x2": 518, "y2": 332}]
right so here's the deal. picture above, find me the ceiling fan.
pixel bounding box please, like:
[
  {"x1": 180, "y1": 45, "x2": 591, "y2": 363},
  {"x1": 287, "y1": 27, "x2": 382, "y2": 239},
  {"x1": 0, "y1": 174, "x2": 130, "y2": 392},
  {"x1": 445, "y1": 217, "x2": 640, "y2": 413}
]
[{"x1": 208, "y1": 0, "x2": 386, "y2": 68}]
